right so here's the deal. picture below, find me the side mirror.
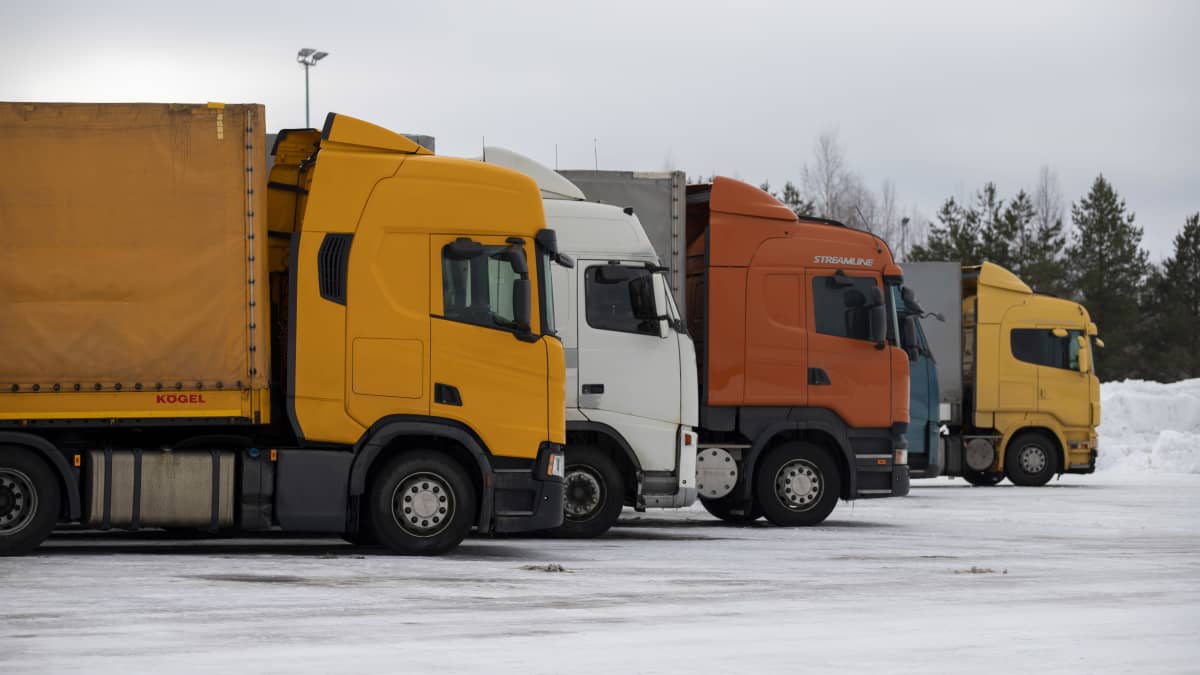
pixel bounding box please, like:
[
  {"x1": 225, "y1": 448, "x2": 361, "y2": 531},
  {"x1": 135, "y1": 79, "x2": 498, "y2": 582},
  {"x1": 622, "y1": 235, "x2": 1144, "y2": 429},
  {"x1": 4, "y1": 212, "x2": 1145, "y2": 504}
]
[
  {"x1": 901, "y1": 315, "x2": 919, "y2": 361},
  {"x1": 627, "y1": 274, "x2": 655, "y2": 318},
  {"x1": 536, "y1": 228, "x2": 575, "y2": 268},
  {"x1": 868, "y1": 286, "x2": 887, "y2": 348},
  {"x1": 512, "y1": 278, "x2": 532, "y2": 335},
  {"x1": 1077, "y1": 335, "x2": 1090, "y2": 374},
  {"x1": 503, "y1": 244, "x2": 529, "y2": 277},
  {"x1": 901, "y1": 286, "x2": 926, "y2": 315}
]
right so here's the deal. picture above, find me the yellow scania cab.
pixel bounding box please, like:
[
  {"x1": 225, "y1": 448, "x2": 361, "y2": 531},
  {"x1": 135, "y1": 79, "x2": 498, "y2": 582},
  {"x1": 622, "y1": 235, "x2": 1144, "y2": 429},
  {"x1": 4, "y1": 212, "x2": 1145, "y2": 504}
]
[
  {"x1": 0, "y1": 103, "x2": 567, "y2": 555},
  {"x1": 903, "y1": 262, "x2": 1100, "y2": 486}
]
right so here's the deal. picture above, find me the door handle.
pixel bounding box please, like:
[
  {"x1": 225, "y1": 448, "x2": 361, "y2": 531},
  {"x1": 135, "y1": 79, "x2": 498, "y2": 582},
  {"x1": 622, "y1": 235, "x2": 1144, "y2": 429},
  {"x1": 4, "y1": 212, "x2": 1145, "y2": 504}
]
[
  {"x1": 435, "y1": 383, "x2": 463, "y2": 406},
  {"x1": 808, "y1": 368, "x2": 831, "y2": 386},
  {"x1": 582, "y1": 383, "x2": 605, "y2": 394}
]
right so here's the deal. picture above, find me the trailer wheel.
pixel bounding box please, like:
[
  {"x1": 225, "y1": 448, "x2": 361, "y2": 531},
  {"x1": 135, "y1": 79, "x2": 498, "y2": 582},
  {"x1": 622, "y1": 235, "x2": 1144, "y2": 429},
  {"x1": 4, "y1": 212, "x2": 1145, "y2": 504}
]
[
  {"x1": 0, "y1": 447, "x2": 61, "y2": 556},
  {"x1": 754, "y1": 442, "x2": 840, "y2": 527},
  {"x1": 1005, "y1": 433, "x2": 1057, "y2": 487},
  {"x1": 962, "y1": 471, "x2": 1004, "y2": 487},
  {"x1": 699, "y1": 495, "x2": 761, "y2": 523},
  {"x1": 554, "y1": 446, "x2": 624, "y2": 538},
  {"x1": 368, "y1": 451, "x2": 476, "y2": 556}
]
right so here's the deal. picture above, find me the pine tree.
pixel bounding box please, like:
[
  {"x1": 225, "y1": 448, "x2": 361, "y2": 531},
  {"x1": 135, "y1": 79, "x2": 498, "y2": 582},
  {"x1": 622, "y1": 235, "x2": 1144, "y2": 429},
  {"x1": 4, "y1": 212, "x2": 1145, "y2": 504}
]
[
  {"x1": 1020, "y1": 190, "x2": 1070, "y2": 296},
  {"x1": 781, "y1": 180, "x2": 816, "y2": 217},
  {"x1": 908, "y1": 197, "x2": 982, "y2": 263},
  {"x1": 1001, "y1": 190, "x2": 1037, "y2": 276},
  {"x1": 1066, "y1": 175, "x2": 1151, "y2": 380},
  {"x1": 1138, "y1": 263, "x2": 1173, "y2": 380},
  {"x1": 975, "y1": 183, "x2": 1016, "y2": 270},
  {"x1": 1158, "y1": 213, "x2": 1200, "y2": 379}
]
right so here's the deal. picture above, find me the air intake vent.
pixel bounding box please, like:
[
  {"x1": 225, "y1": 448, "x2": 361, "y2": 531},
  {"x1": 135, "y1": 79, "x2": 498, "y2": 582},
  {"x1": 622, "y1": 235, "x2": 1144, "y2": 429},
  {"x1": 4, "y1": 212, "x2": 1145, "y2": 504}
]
[{"x1": 317, "y1": 233, "x2": 353, "y2": 304}]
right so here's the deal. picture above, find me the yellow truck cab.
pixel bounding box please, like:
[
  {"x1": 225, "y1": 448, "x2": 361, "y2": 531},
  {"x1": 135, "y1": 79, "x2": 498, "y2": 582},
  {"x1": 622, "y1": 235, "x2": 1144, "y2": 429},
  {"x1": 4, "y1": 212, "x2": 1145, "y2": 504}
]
[
  {"x1": 904, "y1": 262, "x2": 1100, "y2": 486},
  {"x1": 0, "y1": 103, "x2": 566, "y2": 555}
]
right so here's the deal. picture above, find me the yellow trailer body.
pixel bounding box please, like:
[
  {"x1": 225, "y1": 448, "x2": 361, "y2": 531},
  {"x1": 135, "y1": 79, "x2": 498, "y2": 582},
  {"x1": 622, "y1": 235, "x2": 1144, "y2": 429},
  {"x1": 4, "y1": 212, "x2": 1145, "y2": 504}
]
[{"x1": 0, "y1": 102, "x2": 270, "y2": 422}]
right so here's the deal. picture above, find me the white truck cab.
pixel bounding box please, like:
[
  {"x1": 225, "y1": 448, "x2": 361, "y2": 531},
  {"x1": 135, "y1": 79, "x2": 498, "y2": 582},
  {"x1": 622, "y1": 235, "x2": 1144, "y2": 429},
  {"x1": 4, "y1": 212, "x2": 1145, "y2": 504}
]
[{"x1": 480, "y1": 148, "x2": 699, "y2": 536}]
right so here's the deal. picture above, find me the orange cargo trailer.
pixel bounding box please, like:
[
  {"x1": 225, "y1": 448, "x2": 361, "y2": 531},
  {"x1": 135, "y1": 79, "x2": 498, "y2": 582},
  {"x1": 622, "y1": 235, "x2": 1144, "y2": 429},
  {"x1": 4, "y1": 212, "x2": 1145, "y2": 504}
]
[{"x1": 683, "y1": 178, "x2": 910, "y2": 524}]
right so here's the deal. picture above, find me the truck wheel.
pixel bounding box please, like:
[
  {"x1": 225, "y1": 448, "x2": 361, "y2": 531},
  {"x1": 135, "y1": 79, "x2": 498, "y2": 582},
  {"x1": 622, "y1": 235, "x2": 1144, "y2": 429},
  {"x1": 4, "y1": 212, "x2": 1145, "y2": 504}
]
[
  {"x1": 962, "y1": 471, "x2": 1004, "y2": 486},
  {"x1": 556, "y1": 446, "x2": 624, "y2": 538},
  {"x1": 0, "y1": 447, "x2": 62, "y2": 556},
  {"x1": 368, "y1": 451, "x2": 476, "y2": 556},
  {"x1": 754, "y1": 442, "x2": 840, "y2": 527},
  {"x1": 699, "y1": 495, "x2": 761, "y2": 523},
  {"x1": 1005, "y1": 433, "x2": 1057, "y2": 487}
]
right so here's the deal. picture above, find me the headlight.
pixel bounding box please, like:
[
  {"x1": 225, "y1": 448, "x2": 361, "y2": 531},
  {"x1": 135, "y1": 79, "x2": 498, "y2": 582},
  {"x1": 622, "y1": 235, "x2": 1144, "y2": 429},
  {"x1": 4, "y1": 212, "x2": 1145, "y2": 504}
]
[
  {"x1": 547, "y1": 452, "x2": 564, "y2": 478},
  {"x1": 894, "y1": 449, "x2": 908, "y2": 465}
]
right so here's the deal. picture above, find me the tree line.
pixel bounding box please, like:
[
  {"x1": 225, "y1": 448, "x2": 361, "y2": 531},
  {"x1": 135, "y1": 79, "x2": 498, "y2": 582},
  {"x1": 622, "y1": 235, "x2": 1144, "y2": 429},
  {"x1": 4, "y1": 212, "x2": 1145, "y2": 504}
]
[{"x1": 749, "y1": 132, "x2": 1197, "y2": 383}]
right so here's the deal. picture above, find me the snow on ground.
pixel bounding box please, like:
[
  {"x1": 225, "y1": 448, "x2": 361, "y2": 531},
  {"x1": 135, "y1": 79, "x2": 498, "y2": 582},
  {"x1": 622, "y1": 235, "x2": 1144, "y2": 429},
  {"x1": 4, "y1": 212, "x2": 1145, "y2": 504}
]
[
  {"x1": 3, "y1": 380, "x2": 1199, "y2": 674},
  {"x1": 1098, "y1": 379, "x2": 1200, "y2": 474},
  {"x1": 2, "y1": 474, "x2": 1199, "y2": 674}
]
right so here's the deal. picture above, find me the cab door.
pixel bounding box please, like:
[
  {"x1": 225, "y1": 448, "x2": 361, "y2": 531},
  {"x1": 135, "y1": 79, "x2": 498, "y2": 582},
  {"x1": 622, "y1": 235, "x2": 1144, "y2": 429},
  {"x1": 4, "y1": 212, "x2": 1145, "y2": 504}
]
[
  {"x1": 429, "y1": 234, "x2": 548, "y2": 459},
  {"x1": 805, "y1": 271, "x2": 893, "y2": 429},
  {"x1": 903, "y1": 319, "x2": 938, "y2": 471},
  {"x1": 575, "y1": 260, "x2": 682, "y2": 472},
  {"x1": 1036, "y1": 327, "x2": 1092, "y2": 428}
]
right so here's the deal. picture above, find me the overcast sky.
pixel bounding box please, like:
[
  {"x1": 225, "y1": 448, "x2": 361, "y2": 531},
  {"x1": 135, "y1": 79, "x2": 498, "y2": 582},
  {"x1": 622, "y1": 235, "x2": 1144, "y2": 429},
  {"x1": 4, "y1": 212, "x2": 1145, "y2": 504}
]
[{"x1": 3, "y1": 1, "x2": 1196, "y2": 257}]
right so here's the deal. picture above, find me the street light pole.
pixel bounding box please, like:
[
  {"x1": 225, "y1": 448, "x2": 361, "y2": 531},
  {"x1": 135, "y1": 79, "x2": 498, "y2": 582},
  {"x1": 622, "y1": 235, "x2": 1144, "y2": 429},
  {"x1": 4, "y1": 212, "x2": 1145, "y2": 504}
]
[{"x1": 296, "y1": 48, "x2": 329, "y2": 128}]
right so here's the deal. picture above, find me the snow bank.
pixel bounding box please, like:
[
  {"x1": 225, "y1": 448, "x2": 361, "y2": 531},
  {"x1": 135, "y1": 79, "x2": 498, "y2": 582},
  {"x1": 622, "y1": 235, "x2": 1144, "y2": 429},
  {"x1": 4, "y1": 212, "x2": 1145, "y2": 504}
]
[{"x1": 1097, "y1": 379, "x2": 1200, "y2": 474}]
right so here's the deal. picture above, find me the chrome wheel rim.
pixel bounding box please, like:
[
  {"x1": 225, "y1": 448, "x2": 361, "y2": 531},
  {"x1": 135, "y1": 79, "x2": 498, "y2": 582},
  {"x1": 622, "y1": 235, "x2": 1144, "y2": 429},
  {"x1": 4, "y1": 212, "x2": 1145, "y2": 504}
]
[
  {"x1": 774, "y1": 459, "x2": 822, "y2": 511},
  {"x1": 563, "y1": 466, "x2": 604, "y2": 520},
  {"x1": 1018, "y1": 445, "x2": 1047, "y2": 474},
  {"x1": 0, "y1": 468, "x2": 38, "y2": 536},
  {"x1": 391, "y1": 472, "x2": 454, "y2": 537}
]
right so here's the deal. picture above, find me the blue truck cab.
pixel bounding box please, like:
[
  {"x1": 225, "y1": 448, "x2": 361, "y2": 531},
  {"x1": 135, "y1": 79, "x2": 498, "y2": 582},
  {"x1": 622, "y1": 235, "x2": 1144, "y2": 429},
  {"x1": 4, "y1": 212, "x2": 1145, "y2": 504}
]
[{"x1": 899, "y1": 288, "x2": 942, "y2": 477}]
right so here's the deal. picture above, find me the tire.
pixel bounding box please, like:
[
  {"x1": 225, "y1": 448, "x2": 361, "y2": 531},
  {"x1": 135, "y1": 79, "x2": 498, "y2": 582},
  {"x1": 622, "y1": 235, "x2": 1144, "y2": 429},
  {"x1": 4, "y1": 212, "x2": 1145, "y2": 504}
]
[
  {"x1": 962, "y1": 471, "x2": 1005, "y2": 487},
  {"x1": 1005, "y1": 432, "x2": 1057, "y2": 487},
  {"x1": 699, "y1": 494, "x2": 761, "y2": 523},
  {"x1": 754, "y1": 441, "x2": 840, "y2": 527},
  {"x1": 0, "y1": 447, "x2": 62, "y2": 556},
  {"x1": 555, "y1": 446, "x2": 624, "y2": 538},
  {"x1": 367, "y1": 451, "x2": 476, "y2": 556}
]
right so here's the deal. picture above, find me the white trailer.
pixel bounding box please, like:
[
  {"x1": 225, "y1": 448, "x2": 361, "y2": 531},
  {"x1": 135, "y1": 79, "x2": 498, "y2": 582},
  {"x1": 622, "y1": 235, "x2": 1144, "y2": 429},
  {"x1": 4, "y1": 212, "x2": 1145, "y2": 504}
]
[{"x1": 480, "y1": 149, "x2": 699, "y2": 536}]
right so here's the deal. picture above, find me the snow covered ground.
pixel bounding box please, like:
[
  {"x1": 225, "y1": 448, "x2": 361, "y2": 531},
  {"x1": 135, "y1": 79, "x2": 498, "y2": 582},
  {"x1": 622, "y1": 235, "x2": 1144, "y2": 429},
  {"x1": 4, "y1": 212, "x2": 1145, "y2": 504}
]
[
  {"x1": 2, "y1": 380, "x2": 1197, "y2": 674},
  {"x1": 2, "y1": 474, "x2": 1197, "y2": 674}
]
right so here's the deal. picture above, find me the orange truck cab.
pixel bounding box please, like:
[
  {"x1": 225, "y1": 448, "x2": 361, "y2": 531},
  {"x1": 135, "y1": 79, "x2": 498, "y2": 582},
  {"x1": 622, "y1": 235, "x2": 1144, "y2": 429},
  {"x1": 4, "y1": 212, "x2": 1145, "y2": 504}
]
[{"x1": 684, "y1": 178, "x2": 911, "y2": 524}]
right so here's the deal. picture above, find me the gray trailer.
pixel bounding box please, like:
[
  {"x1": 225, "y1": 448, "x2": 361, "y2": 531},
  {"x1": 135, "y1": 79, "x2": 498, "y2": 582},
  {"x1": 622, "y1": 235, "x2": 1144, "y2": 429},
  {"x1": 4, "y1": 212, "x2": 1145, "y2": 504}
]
[
  {"x1": 900, "y1": 262, "x2": 963, "y2": 424},
  {"x1": 560, "y1": 170, "x2": 688, "y2": 318}
]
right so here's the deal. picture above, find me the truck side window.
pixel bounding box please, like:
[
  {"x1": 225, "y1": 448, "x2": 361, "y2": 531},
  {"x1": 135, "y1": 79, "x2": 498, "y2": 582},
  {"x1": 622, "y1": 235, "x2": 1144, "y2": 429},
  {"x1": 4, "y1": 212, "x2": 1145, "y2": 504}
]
[
  {"x1": 1011, "y1": 328, "x2": 1083, "y2": 370},
  {"x1": 812, "y1": 276, "x2": 878, "y2": 341},
  {"x1": 584, "y1": 265, "x2": 658, "y2": 336},
  {"x1": 442, "y1": 245, "x2": 518, "y2": 329}
]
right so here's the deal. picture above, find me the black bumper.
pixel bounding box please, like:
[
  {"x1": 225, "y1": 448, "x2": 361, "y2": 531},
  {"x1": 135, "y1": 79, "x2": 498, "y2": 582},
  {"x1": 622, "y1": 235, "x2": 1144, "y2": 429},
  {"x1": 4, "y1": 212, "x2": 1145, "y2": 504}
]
[
  {"x1": 1066, "y1": 449, "x2": 1098, "y2": 475},
  {"x1": 490, "y1": 443, "x2": 564, "y2": 534}
]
